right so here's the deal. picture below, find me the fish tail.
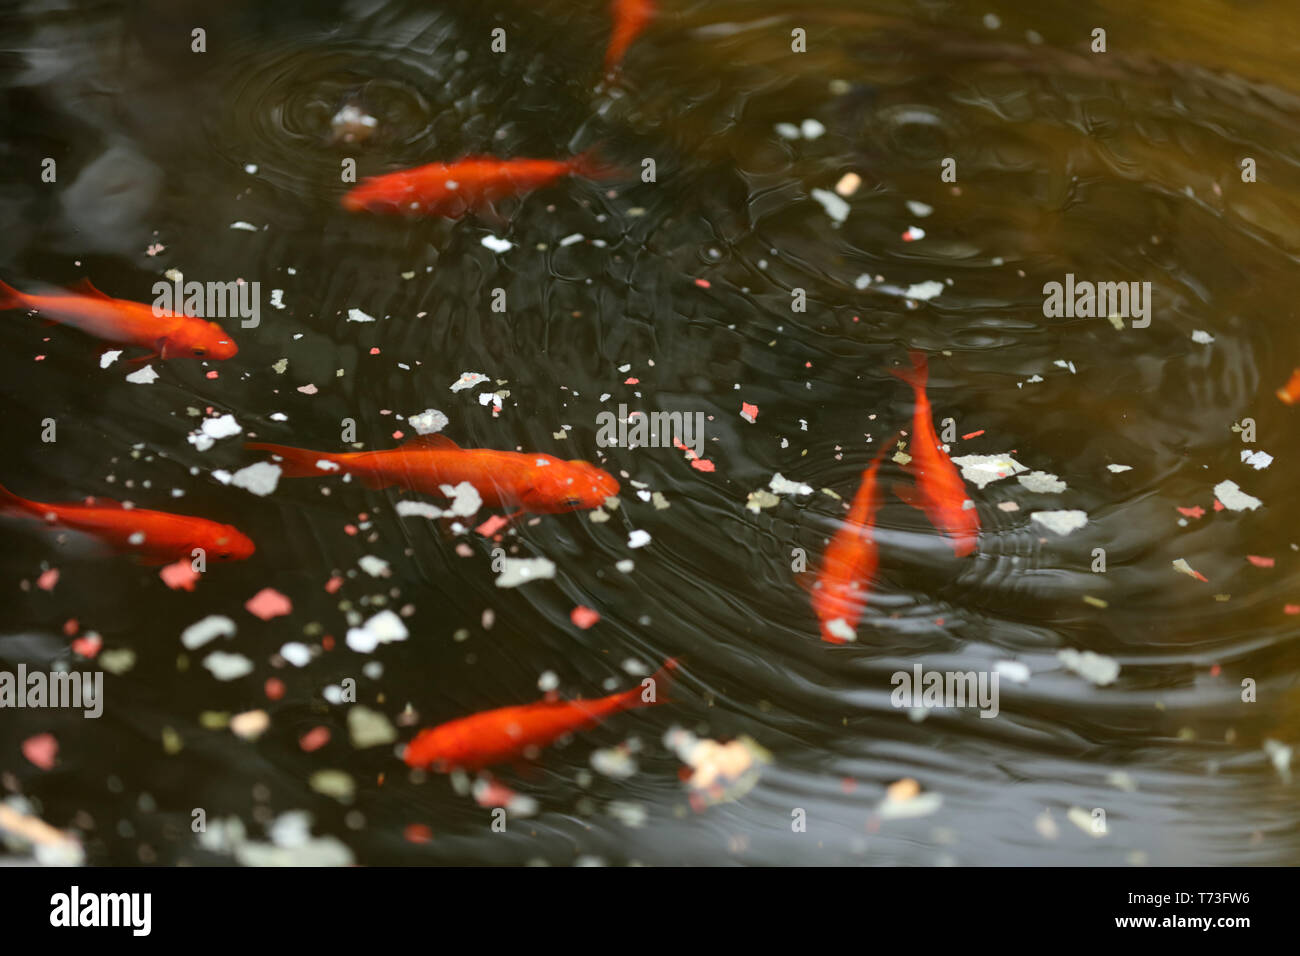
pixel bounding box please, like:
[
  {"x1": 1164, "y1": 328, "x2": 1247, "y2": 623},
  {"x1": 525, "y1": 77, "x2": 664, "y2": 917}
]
[
  {"x1": 569, "y1": 149, "x2": 624, "y2": 182},
  {"x1": 0, "y1": 279, "x2": 25, "y2": 311},
  {"x1": 626, "y1": 657, "x2": 678, "y2": 709},
  {"x1": 0, "y1": 480, "x2": 38, "y2": 516},
  {"x1": 888, "y1": 350, "x2": 929, "y2": 390},
  {"x1": 243, "y1": 442, "x2": 338, "y2": 478}
]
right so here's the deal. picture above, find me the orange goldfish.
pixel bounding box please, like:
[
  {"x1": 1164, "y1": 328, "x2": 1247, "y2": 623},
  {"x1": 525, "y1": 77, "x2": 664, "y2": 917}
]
[
  {"x1": 0, "y1": 482, "x2": 255, "y2": 564},
  {"x1": 0, "y1": 278, "x2": 238, "y2": 359},
  {"x1": 404, "y1": 659, "x2": 677, "y2": 771},
  {"x1": 604, "y1": 0, "x2": 656, "y2": 74},
  {"x1": 341, "y1": 152, "x2": 616, "y2": 218},
  {"x1": 809, "y1": 438, "x2": 895, "y2": 643},
  {"x1": 245, "y1": 434, "x2": 619, "y2": 513},
  {"x1": 889, "y1": 351, "x2": 980, "y2": 557},
  {"x1": 1277, "y1": 368, "x2": 1300, "y2": 405}
]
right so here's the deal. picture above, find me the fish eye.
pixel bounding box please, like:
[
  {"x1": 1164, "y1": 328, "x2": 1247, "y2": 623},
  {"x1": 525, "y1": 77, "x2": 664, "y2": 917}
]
[
  {"x1": 193, "y1": 346, "x2": 206, "y2": 356},
  {"x1": 562, "y1": 496, "x2": 581, "y2": 507}
]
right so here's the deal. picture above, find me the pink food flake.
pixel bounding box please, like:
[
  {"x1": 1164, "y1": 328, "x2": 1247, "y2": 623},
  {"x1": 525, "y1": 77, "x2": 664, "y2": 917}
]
[
  {"x1": 245, "y1": 587, "x2": 292, "y2": 620},
  {"x1": 159, "y1": 559, "x2": 201, "y2": 591},
  {"x1": 298, "y1": 384, "x2": 318, "y2": 395},
  {"x1": 1213, "y1": 499, "x2": 1225, "y2": 511},
  {"x1": 474, "y1": 779, "x2": 517, "y2": 807},
  {"x1": 694, "y1": 278, "x2": 711, "y2": 289},
  {"x1": 265, "y1": 678, "x2": 286, "y2": 701},
  {"x1": 325, "y1": 575, "x2": 344, "y2": 594},
  {"x1": 369, "y1": 347, "x2": 380, "y2": 355},
  {"x1": 962, "y1": 429, "x2": 985, "y2": 440},
  {"x1": 625, "y1": 377, "x2": 640, "y2": 385},
  {"x1": 740, "y1": 402, "x2": 759, "y2": 423},
  {"x1": 344, "y1": 524, "x2": 358, "y2": 536},
  {"x1": 22, "y1": 733, "x2": 57, "y2": 770},
  {"x1": 1286, "y1": 605, "x2": 1300, "y2": 615},
  {"x1": 404, "y1": 823, "x2": 433, "y2": 844},
  {"x1": 392, "y1": 430, "x2": 404, "y2": 440},
  {"x1": 691, "y1": 458, "x2": 716, "y2": 472},
  {"x1": 71, "y1": 634, "x2": 102, "y2": 658},
  {"x1": 570, "y1": 605, "x2": 601, "y2": 629},
  {"x1": 475, "y1": 514, "x2": 511, "y2": 537},
  {"x1": 36, "y1": 568, "x2": 59, "y2": 591},
  {"x1": 63, "y1": 619, "x2": 79, "y2": 636},
  {"x1": 206, "y1": 370, "x2": 219, "y2": 379},
  {"x1": 300, "y1": 726, "x2": 330, "y2": 752},
  {"x1": 1177, "y1": 506, "x2": 1206, "y2": 519},
  {"x1": 1247, "y1": 555, "x2": 1275, "y2": 568}
]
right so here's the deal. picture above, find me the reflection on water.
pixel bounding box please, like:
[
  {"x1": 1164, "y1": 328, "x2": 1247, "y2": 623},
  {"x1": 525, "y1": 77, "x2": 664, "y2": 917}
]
[{"x1": 1, "y1": 0, "x2": 1298, "y2": 865}]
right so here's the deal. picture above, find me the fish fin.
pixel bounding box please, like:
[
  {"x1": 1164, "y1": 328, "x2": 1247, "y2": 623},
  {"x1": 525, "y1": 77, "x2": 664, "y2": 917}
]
[
  {"x1": 892, "y1": 481, "x2": 924, "y2": 510},
  {"x1": 125, "y1": 352, "x2": 159, "y2": 366},
  {"x1": 476, "y1": 202, "x2": 511, "y2": 229},
  {"x1": 0, "y1": 279, "x2": 25, "y2": 311},
  {"x1": 71, "y1": 278, "x2": 113, "y2": 300},
  {"x1": 887, "y1": 350, "x2": 928, "y2": 389},
  {"x1": 400, "y1": 434, "x2": 460, "y2": 450},
  {"x1": 244, "y1": 442, "x2": 341, "y2": 479}
]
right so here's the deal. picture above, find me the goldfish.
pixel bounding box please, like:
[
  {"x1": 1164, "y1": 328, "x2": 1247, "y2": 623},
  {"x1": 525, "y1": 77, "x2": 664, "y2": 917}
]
[
  {"x1": 0, "y1": 482, "x2": 255, "y2": 564},
  {"x1": 604, "y1": 0, "x2": 656, "y2": 74},
  {"x1": 888, "y1": 351, "x2": 980, "y2": 557},
  {"x1": 404, "y1": 659, "x2": 677, "y2": 771},
  {"x1": 809, "y1": 439, "x2": 895, "y2": 643},
  {"x1": 245, "y1": 434, "x2": 619, "y2": 513},
  {"x1": 0, "y1": 278, "x2": 238, "y2": 359},
  {"x1": 341, "y1": 152, "x2": 615, "y2": 218},
  {"x1": 1277, "y1": 368, "x2": 1300, "y2": 405}
]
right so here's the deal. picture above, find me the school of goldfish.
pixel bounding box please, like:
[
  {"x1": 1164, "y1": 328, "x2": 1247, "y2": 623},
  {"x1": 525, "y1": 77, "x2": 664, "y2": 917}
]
[{"x1": 3, "y1": 2, "x2": 1295, "y2": 796}]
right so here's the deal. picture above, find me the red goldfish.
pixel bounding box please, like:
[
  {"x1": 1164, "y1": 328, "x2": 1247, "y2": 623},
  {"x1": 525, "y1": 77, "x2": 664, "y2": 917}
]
[
  {"x1": 889, "y1": 351, "x2": 980, "y2": 557},
  {"x1": 341, "y1": 152, "x2": 615, "y2": 218},
  {"x1": 0, "y1": 279, "x2": 238, "y2": 359},
  {"x1": 809, "y1": 438, "x2": 895, "y2": 644},
  {"x1": 0, "y1": 482, "x2": 255, "y2": 564},
  {"x1": 404, "y1": 659, "x2": 677, "y2": 771},
  {"x1": 245, "y1": 434, "x2": 619, "y2": 513},
  {"x1": 604, "y1": 0, "x2": 656, "y2": 74},
  {"x1": 1277, "y1": 368, "x2": 1300, "y2": 405}
]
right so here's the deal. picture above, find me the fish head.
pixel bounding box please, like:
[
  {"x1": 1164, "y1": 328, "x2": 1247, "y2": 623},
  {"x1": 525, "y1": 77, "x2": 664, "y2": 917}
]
[
  {"x1": 523, "y1": 457, "x2": 620, "y2": 512},
  {"x1": 206, "y1": 526, "x2": 256, "y2": 562},
  {"x1": 165, "y1": 321, "x2": 238, "y2": 360}
]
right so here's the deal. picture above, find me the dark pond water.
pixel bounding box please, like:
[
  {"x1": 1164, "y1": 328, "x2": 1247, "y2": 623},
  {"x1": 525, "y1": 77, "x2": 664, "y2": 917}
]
[{"x1": 1, "y1": 0, "x2": 1299, "y2": 866}]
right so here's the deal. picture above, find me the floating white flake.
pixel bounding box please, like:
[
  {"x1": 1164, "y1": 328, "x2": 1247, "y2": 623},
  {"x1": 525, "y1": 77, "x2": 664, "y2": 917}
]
[
  {"x1": 203, "y1": 651, "x2": 254, "y2": 681},
  {"x1": 181, "y1": 615, "x2": 236, "y2": 650},
  {"x1": 951, "y1": 454, "x2": 1028, "y2": 488},
  {"x1": 409, "y1": 409, "x2": 448, "y2": 435},
  {"x1": 1018, "y1": 471, "x2": 1067, "y2": 493},
  {"x1": 628, "y1": 530, "x2": 652, "y2": 549},
  {"x1": 1107, "y1": 464, "x2": 1132, "y2": 473},
  {"x1": 904, "y1": 280, "x2": 944, "y2": 302},
  {"x1": 231, "y1": 461, "x2": 281, "y2": 496},
  {"x1": 358, "y1": 555, "x2": 390, "y2": 578},
  {"x1": 1191, "y1": 330, "x2": 1215, "y2": 344},
  {"x1": 125, "y1": 365, "x2": 158, "y2": 385},
  {"x1": 810, "y1": 188, "x2": 849, "y2": 223},
  {"x1": 769, "y1": 473, "x2": 813, "y2": 496},
  {"x1": 1031, "y1": 510, "x2": 1088, "y2": 535},
  {"x1": 1057, "y1": 648, "x2": 1120, "y2": 686},
  {"x1": 1240, "y1": 450, "x2": 1273, "y2": 470},
  {"x1": 1214, "y1": 480, "x2": 1262, "y2": 511},
  {"x1": 347, "y1": 308, "x2": 376, "y2": 323},
  {"x1": 450, "y1": 371, "x2": 489, "y2": 392},
  {"x1": 100, "y1": 350, "x2": 122, "y2": 369},
  {"x1": 345, "y1": 610, "x2": 409, "y2": 653},
  {"x1": 495, "y1": 557, "x2": 557, "y2": 588},
  {"x1": 481, "y1": 235, "x2": 513, "y2": 253}
]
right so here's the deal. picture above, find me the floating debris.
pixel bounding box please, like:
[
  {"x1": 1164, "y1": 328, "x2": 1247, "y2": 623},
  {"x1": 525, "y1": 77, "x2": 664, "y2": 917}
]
[
  {"x1": 951, "y1": 454, "x2": 1028, "y2": 488},
  {"x1": 495, "y1": 556, "x2": 557, "y2": 588},
  {"x1": 1058, "y1": 648, "x2": 1120, "y2": 686},
  {"x1": 1018, "y1": 471, "x2": 1067, "y2": 493},
  {"x1": 1030, "y1": 510, "x2": 1088, "y2": 535},
  {"x1": 1213, "y1": 480, "x2": 1262, "y2": 511}
]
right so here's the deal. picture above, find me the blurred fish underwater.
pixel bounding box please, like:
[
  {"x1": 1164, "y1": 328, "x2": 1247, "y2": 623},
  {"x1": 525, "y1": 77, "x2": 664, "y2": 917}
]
[{"x1": 0, "y1": 0, "x2": 1298, "y2": 867}]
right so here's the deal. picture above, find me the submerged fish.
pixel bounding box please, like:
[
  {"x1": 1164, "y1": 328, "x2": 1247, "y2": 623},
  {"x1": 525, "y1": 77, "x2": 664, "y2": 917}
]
[
  {"x1": 245, "y1": 434, "x2": 619, "y2": 513},
  {"x1": 0, "y1": 482, "x2": 254, "y2": 564},
  {"x1": 1277, "y1": 368, "x2": 1300, "y2": 405},
  {"x1": 0, "y1": 278, "x2": 238, "y2": 359},
  {"x1": 404, "y1": 659, "x2": 678, "y2": 772},
  {"x1": 604, "y1": 0, "x2": 656, "y2": 74},
  {"x1": 889, "y1": 351, "x2": 980, "y2": 557},
  {"x1": 809, "y1": 439, "x2": 895, "y2": 643},
  {"x1": 340, "y1": 151, "x2": 617, "y2": 218}
]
